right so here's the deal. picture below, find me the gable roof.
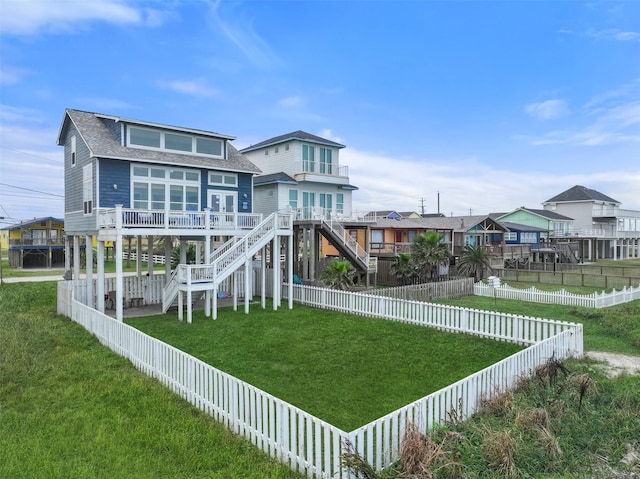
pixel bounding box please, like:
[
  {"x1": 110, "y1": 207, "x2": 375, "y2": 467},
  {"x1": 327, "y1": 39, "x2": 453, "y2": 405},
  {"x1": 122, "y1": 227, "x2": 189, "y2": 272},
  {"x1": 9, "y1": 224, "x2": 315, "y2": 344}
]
[
  {"x1": 57, "y1": 109, "x2": 261, "y2": 174},
  {"x1": 544, "y1": 185, "x2": 619, "y2": 204},
  {"x1": 497, "y1": 207, "x2": 573, "y2": 221},
  {"x1": 499, "y1": 221, "x2": 547, "y2": 233},
  {"x1": 253, "y1": 172, "x2": 298, "y2": 186},
  {"x1": 239, "y1": 130, "x2": 345, "y2": 153},
  {"x1": 1, "y1": 216, "x2": 63, "y2": 231},
  {"x1": 372, "y1": 215, "x2": 507, "y2": 232},
  {"x1": 365, "y1": 210, "x2": 402, "y2": 219}
]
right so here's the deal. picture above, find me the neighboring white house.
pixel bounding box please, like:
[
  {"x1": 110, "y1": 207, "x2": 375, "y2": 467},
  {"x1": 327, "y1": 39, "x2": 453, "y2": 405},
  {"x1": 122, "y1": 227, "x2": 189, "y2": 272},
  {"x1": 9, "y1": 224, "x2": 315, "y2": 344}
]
[
  {"x1": 240, "y1": 131, "x2": 358, "y2": 219},
  {"x1": 542, "y1": 185, "x2": 640, "y2": 260}
]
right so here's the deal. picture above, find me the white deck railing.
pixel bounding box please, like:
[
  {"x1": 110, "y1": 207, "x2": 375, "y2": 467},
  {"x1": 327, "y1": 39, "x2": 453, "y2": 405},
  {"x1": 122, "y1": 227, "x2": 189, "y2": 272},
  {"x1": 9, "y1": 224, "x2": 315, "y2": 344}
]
[
  {"x1": 475, "y1": 282, "x2": 640, "y2": 308},
  {"x1": 58, "y1": 281, "x2": 582, "y2": 478}
]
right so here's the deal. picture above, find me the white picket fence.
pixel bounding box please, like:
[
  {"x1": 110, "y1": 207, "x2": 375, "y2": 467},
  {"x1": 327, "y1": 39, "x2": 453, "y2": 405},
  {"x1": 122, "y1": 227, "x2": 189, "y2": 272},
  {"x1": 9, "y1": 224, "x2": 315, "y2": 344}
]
[
  {"x1": 123, "y1": 252, "x2": 166, "y2": 265},
  {"x1": 58, "y1": 281, "x2": 583, "y2": 478},
  {"x1": 474, "y1": 282, "x2": 640, "y2": 308},
  {"x1": 284, "y1": 284, "x2": 580, "y2": 345}
]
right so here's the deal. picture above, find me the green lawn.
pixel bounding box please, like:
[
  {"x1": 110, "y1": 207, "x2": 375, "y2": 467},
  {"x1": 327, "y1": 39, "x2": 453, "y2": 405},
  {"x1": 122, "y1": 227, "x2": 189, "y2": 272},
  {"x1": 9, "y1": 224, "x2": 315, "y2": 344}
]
[
  {"x1": 127, "y1": 305, "x2": 523, "y2": 431},
  {"x1": 0, "y1": 282, "x2": 303, "y2": 479}
]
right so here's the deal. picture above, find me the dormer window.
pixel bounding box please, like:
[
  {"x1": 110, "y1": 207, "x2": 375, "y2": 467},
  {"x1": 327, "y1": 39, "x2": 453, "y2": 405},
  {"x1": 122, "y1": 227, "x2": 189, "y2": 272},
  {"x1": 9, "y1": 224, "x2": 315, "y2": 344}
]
[{"x1": 128, "y1": 126, "x2": 224, "y2": 158}]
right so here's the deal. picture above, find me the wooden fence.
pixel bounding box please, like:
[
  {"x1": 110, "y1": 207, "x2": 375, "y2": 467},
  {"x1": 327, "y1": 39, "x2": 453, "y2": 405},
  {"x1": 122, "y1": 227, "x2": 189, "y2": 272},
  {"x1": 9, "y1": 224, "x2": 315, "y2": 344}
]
[
  {"x1": 475, "y1": 282, "x2": 640, "y2": 308},
  {"x1": 363, "y1": 278, "x2": 474, "y2": 302},
  {"x1": 58, "y1": 281, "x2": 582, "y2": 478},
  {"x1": 498, "y1": 268, "x2": 640, "y2": 289}
]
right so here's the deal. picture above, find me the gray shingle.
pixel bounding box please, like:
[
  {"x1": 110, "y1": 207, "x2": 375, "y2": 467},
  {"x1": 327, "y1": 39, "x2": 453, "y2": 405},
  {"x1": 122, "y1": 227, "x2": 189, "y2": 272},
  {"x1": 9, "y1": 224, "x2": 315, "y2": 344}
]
[
  {"x1": 544, "y1": 185, "x2": 619, "y2": 204},
  {"x1": 239, "y1": 130, "x2": 345, "y2": 153}
]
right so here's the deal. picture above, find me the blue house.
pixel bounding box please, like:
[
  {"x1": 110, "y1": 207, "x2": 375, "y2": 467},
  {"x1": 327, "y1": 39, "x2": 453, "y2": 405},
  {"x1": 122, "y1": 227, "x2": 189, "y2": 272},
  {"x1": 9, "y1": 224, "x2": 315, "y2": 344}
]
[{"x1": 57, "y1": 109, "x2": 294, "y2": 322}]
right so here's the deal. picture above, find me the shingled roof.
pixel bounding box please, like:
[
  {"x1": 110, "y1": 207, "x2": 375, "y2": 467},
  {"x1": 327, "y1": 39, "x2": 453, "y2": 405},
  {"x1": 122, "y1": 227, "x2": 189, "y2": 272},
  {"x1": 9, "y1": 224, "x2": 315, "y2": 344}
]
[
  {"x1": 544, "y1": 185, "x2": 619, "y2": 204},
  {"x1": 57, "y1": 109, "x2": 261, "y2": 174},
  {"x1": 239, "y1": 130, "x2": 345, "y2": 153}
]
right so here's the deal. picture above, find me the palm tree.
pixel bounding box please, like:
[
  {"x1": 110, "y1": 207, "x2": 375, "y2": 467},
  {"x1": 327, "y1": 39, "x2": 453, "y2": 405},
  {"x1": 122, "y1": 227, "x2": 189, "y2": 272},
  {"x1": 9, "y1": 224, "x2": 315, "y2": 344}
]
[
  {"x1": 457, "y1": 244, "x2": 494, "y2": 281},
  {"x1": 410, "y1": 232, "x2": 450, "y2": 282},
  {"x1": 321, "y1": 259, "x2": 356, "y2": 290},
  {"x1": 390, "y1": 252, "x2": 415, "y2": 285}
]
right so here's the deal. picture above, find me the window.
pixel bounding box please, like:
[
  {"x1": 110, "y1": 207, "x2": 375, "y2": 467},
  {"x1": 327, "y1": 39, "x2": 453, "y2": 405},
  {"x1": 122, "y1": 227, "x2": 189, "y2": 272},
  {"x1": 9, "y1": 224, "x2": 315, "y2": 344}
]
[
  {"x1": 71, "y1": 135, "x2": 76, "y2": 166},
  {"x1": 521, "y1": 232, "x2": 537, "y2": 243},
  {"x1": 165, "y1": 132, "x2": 192, "y2": 152},
  {"x1": 408, "y1": 230, "x2": 417, "y2": 242},
  {"x1": 371, "y1": 230, "x2": 384, "y2": 246},
  {"x1": 130, "y1": 127, "x2": 161, "y2": 148},
  {"x1": 319, "y1": 148, "x2": 332, "y2": 174},
  {"x1": 264, "y1": 149, "x2": 269, "y2": 155},
  {"x1": 302, "y1": 144, "x2": 314, "y2": 172},
  {"x1": 128, "y1": 126, "x2": 224, "y2": 157},
  {"x1": 196, "y1": 138, "x2": 222, "y2": 156},
  {"x1": 336, "y1": 193, "x2": 344, "y2": 214},
  {"x1": 285, "y1": 143, "x2": 289, "y2": 151},
  {"x1": 289, "y1": 189, "x2": 298, "y2": 208},
  {"x1": 504, "y1": 232, "x2": 517, "y2": 242},
  {"x1": 131, "y1": 164, "x2": 200, "y2": 210},
  {"x1": 208, "y1": 172, "x2": 237, "y2": 187},
  {"x1": 274, "y1": 146, "x2": 279, "y2": 153},
  {"x1": 319, "y1": 193, "x2": 332, "y2": 212},
  {"x1": 82, "y1": 164, "x2": 93, "y2": 215}
]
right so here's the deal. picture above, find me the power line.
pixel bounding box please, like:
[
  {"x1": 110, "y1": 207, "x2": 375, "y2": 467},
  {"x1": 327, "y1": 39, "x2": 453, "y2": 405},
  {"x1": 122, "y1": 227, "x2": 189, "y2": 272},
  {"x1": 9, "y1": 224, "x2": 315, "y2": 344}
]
[
  {"x1": 0, "y1": 145, "x2": 62, "y2": 164},
  {"x1": 1, "y1": 193, "x2": 64, "y2": 200},
  {"x1": 0, "y1": 183, "x2": 64, "y2": 198}
]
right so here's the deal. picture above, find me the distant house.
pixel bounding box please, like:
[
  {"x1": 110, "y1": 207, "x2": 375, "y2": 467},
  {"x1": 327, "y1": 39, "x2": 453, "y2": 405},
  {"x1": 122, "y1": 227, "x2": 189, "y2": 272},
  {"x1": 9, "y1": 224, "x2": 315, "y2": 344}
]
[
  {"x1": 1, "y1": 217, "x2": 66, "y2": 268},
  {"x1": 58, "y1": 109, "x2": 293, "y2": 322},
  {"x1": 241, "y1": 131, "x2": 376, "y2": 283},
  {"x1": 240, "y1": 130, "x2": 358, "y2": 219},
  {"x1": 496, "y1": 207, "x2": 574, "y2": 239},
  {"x1": 542, "y1": 185, "x2": 640, "y2": 260}
]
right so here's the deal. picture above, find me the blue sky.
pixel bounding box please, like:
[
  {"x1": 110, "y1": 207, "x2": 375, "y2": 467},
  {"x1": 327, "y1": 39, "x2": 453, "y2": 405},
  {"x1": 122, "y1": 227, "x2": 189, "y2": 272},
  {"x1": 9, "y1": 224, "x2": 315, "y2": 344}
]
[{"x1": 1, "y1": 0, "x2": 639, "y2": 224}]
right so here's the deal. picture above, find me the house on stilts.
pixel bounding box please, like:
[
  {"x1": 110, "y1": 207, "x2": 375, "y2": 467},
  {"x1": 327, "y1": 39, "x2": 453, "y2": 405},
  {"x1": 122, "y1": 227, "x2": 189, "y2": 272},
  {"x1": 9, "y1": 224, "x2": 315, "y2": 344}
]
[{"x1": 58, "y1": 109, "x2": 294, "y2": 323}]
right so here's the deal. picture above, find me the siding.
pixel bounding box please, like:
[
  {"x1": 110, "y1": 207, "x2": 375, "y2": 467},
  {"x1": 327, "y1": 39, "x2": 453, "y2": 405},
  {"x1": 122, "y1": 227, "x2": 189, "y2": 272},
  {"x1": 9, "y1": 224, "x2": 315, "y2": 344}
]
[
  {"x1": 63, "y1": 121, "x2": 97, "y2": 234},
  {"x1": 101, "y1": 118, "x2": 122, "y2": 143},
  {"x1": 99, "y1": 159, "x2": 131, "y2": 208},
  {"x1": 252, "y1": 186, "x2": 279, "y2": 215}
]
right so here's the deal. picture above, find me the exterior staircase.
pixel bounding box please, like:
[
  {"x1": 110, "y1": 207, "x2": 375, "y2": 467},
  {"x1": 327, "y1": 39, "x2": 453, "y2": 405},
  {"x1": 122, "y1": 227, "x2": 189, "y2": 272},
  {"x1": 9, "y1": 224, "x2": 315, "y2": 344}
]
[
  {"x1": 161, "y1": 212, "x2": 291, "y2": 312},
  {"x1": 319, "y1": 218, "x2": 378, "y2": 273}
]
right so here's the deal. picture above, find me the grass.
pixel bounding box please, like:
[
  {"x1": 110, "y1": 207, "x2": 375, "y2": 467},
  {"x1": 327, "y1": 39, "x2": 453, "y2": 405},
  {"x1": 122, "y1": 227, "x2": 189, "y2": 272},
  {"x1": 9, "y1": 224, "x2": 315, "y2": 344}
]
[
  {"x1": 434, "y1": 291, "x2": 640, "y2": 355},
  {"x1": 127, "y1": 305, "x2": 523, "y2": 431},
  {"x1": 0, "y1": 282, "x2": 303, "y2": 479}
]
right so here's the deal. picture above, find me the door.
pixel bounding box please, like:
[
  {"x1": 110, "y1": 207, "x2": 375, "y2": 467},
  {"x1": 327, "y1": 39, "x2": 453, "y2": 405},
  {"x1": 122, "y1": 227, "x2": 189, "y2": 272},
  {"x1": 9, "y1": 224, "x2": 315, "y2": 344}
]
[
  {"x1": 208, "y1": 191, "x2": 236, "y2": 213},
  {"x1": 302, "y1": 192, "x2": 315, "y2": 219}
]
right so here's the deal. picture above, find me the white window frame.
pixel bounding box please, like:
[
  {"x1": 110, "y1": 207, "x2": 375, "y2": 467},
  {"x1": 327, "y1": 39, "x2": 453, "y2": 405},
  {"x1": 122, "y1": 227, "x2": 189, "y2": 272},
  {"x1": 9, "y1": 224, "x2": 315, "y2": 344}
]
[
  {"x1": 71, "y1": 135, "x2": 77, "y2": 167},
  {"x1": 82, "y1": 163, "x2": 93, "y2": 215},
  {"x1": 131, "y1": 164, "x2": 200, "y2": 211},
  {"x1": 208, "y1": 172, "x2": 237, "y2": 187},
  {"x1": 504, "y1": 232, "x2": 517, "y2": 242},
  {"x1": 127, "y1": 126, "x2": 224, "y2": 159}
]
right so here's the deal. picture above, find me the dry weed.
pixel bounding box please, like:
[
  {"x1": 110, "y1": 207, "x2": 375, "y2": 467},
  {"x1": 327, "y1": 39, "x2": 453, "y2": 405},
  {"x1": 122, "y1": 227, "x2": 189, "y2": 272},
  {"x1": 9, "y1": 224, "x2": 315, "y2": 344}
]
[
  {"x1": 535, "y1": 355, "x2": 570, "y2": 387},
  {"x1": 483, "y1": 429, "x2": 517, "y2": 477},
  {"x1": 480, "y1": 388, "x2": 514, "y2": 417},
  {"x1": 399, "y1": 423, "x2": 464, "y2": 479},
  {"x1": 515, "y1": 407, "x2": 550, "y2": 430}
]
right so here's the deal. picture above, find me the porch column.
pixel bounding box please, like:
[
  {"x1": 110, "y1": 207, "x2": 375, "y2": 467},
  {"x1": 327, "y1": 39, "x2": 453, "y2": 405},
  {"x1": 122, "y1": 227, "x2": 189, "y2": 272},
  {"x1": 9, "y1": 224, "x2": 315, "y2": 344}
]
[
  {"x1": 613, "y1": 239, "x2": 618, "y2": 260},
  {"x1": 85, "y1": 235, "x2": 94, "y2": 308},
  {"x1": 136, "y1": 235, "x2": 143, "y2": 277},
  {"x1": 302, "y1": 228, "x2": 309, "y2": 281},
  {"x1": 245, "y1": 256, "x2": 251, "y2": 314},
  {"x1": 64, "y1": 235, "x2": 71, "y2": 279},
  {"x1": 309, "y1": 228, "x2": 316, "y2": 282},
  {"x1": 273, "y1": 237, "x2": 280, "y2": 310},
  {"x1": 204, "y1": 235, "x2": 211, "y2": 317},
  {"x1": 148, "y1": 235, "x2": 154, "y2": 277},
  {"x1": 261, "y1": 245, "x2": 266, "y2": 309},
  {"x1": 115, "y1": 233, "x2": 124, "y2": 322},
  {"x1": 180, "y1": 239, "x2": 187, "y2": 264},
  {"x1": 288, "y1": 232, "x2": 293, "y2": 310},
  {"x1": 73, "y1": 235, "x2": 81, "y2": 284},
  {"x1": 164, "y1": 236, "x2": 172, "y2": 279},
  {"x1": 97, "y1": 240, "x2": 105, "y2": 314}
]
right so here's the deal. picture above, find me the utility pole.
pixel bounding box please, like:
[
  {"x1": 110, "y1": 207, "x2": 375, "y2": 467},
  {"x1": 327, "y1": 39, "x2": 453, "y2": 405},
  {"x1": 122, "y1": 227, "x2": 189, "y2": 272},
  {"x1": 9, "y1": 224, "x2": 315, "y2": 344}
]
[{"x1": 419, "y1": 198, "x2": 426, "y2": 215}]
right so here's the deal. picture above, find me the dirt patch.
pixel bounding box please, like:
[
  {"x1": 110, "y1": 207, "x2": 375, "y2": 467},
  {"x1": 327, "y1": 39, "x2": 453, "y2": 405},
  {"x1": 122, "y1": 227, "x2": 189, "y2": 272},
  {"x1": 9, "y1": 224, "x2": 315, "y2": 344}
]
[{"x1": 586, "y1": 351, "x2": 640, "y2": 378}]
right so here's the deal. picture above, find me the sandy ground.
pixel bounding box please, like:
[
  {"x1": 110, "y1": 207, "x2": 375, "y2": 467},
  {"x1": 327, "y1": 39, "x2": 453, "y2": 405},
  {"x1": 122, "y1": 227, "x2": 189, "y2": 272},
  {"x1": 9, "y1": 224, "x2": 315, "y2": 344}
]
[{"x1": 587, "y1": 351, "x2": 640, "y2": 377}]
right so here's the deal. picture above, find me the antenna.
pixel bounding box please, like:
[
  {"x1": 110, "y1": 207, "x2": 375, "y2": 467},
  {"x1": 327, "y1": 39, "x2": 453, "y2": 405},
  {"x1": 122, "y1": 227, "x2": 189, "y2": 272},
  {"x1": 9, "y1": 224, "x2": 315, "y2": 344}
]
[{"x1": 419, "y1": 198, "x2": 426, "y2": 215}]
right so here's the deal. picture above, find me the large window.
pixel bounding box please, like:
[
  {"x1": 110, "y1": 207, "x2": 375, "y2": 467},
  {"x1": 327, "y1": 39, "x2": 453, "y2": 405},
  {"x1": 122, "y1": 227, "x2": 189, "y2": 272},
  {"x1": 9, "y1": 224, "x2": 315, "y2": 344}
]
[
  {"x1": 371, "y1": 230, "x2": 384, "y2": 246},
  {"x1": 521, "y1": 232, "x2": 538, "y2": 243},
  {"x1": 132, "y1": 164, "x2": 200, "y2": 210},
  {"x1": 319, "y1": 148, "x2": 332, "y2": 174},
  {"x1": 128, "y1": 126, "x2": 224, "y2": 158},
  {"x1": 319, "y1": 193, "x2": 332, "y2": 211},
  {"x1": 504, "y1": 232, "x2": 517, "y2": 242},
  {"x1": 302, "y1": 144, "x2": 315, "y2": 172}
]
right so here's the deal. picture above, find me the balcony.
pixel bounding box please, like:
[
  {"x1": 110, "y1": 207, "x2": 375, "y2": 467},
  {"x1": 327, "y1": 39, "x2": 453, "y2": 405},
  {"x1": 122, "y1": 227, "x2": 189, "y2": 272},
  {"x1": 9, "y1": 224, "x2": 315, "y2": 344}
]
[
  {"x1": 96, "y1": 206, "x2": 270, "y2": 232},
  {"x1": 293, "y1": 160, "x2": 349, "y2": 185},
  {"x1": 9, "y1": 237, "x2": 65, "y2": 248}
]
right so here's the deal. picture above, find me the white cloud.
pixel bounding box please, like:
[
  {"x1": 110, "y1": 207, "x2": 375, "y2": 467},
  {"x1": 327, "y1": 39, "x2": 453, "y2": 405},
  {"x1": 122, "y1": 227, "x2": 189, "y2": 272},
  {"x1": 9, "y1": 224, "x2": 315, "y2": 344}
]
[
  {"x1": 278, "y1": 96, "x2": 303, "y2": 109},
  {"x1": 342, "y1": 147, "x2": 640, "y2": 216},
  {"x1": 159, "y1": 79, "x2": 219, "y2": 98},
  {"x1": 207, "y1": 0, "x2": 284, "y2": 70},
  {"x1": 524, "y1": 99, "x2": 569, "y2": 120},
  {"x1": 0, "y1": 65, "x2": 31, "y2": 86},
  {"x1": 586, "y1": 28, "x2": 640, "y2": 42},
  {"x1": 0, "y1": 0, "x2": 163, "y2": 35}
]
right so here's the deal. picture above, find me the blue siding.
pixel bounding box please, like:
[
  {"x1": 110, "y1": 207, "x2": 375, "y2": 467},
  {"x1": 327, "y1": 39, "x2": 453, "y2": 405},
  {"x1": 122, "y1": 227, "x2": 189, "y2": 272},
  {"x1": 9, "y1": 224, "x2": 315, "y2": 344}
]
[
  {"x1": 238, "y1": 173, "x2": 252, "y2": 212},
  {"x1": 99, "y1": 159, "x2": 131, "y2": 208}
]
